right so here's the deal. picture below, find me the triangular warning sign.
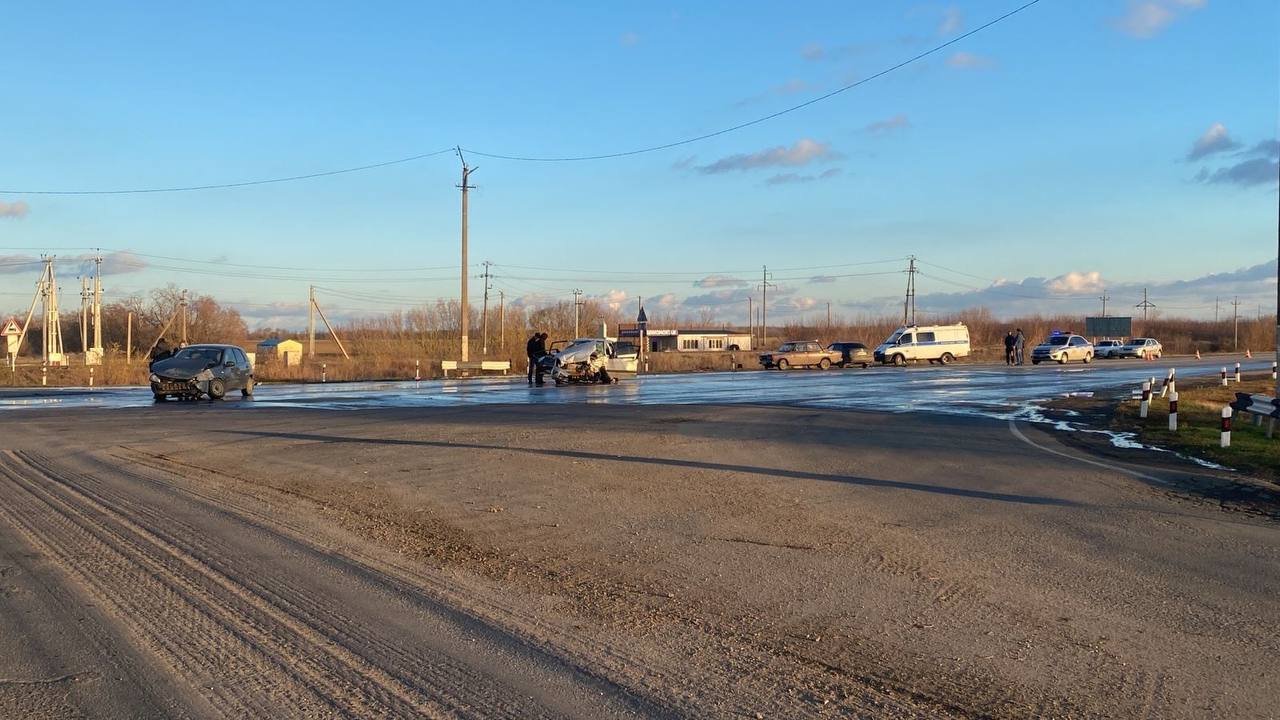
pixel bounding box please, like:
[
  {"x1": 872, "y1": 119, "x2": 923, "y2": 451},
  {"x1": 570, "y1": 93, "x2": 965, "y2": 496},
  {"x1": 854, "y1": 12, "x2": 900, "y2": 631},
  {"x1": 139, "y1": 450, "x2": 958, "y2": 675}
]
[
  {"x1": 636, "y1": 306, "x2": 648, "y2": 324},
  {"x1": 1, "y1": 318, "x2": 20, "y2": 335}
]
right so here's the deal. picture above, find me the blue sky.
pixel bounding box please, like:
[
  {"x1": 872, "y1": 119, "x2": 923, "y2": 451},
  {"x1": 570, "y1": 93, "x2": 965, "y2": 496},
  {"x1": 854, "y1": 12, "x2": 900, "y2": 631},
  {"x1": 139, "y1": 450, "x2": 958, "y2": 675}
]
[{"x1": 1, "y1": 0, "x2": 1276, "y2": 327}]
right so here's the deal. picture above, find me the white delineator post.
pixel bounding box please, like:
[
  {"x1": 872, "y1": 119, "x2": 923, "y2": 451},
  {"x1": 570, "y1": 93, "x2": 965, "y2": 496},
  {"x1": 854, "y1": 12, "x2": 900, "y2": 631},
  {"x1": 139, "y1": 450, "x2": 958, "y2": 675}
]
[
  {"x1": 322, "y1": 363, "x2": 327, "y2": 383},
  {"x1": 1140, "y1": 381, "x2": 1151, "y2": 419},
  {"x1": 1221, "y1": 367, "x2": 1228, "y2": 387},
  {"x1": 1235, "y1": 362, "x2": 1241, "y2": 383},
  {"x1": 415, "y1": 359, "x2": 421, "y2": 382},
  {"x1": 1168, "y1": 391, "x2": 1178, "y2": 431},
  {"x1": 1220, "y1": 405, "x2": 1232, "y2": 447},
  {"x1": 1273, "y1": 361, "x2": 1277, "y2": 381},
  {"x1": 1160, "y1": 368, "x2": 1174, "y2": 398}
]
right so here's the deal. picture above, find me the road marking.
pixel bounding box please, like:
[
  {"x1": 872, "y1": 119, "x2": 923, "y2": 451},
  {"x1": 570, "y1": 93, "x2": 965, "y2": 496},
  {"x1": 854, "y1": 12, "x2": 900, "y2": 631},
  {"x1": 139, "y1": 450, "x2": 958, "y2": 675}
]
[{"x1": 1007, "y1": 419, "x2": 1170, "y2": 486}]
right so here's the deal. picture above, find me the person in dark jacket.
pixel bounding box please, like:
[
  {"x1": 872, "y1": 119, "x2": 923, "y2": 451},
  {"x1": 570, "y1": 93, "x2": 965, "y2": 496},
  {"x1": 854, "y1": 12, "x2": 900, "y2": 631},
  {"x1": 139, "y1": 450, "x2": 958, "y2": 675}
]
[
  {"x1": 150, "y1": 337, "x2": 173, "y2": 369},
  {"x1": 1014, "y1": 328, "x2": 1026, "y2": 365},
  {"x1": 527, "y1": 332, "x2": 548, "y2": 385},
  {"x1": 1003, "y1": 332, "x2": 1016, "y2": 366}
]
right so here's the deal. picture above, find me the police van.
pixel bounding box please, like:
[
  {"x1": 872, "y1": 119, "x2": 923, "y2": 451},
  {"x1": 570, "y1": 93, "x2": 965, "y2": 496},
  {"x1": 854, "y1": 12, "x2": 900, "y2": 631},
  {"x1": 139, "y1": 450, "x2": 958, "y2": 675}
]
[{"x1": 873, "y1": 324, "x2": 971, "y2": 366}]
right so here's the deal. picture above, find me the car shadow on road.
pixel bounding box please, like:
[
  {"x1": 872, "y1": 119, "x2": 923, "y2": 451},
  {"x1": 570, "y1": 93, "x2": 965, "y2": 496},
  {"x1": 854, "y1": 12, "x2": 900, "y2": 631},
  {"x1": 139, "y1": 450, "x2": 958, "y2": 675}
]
[{"x1": 214, "y1": 429, "x2": 1082, "y2": 508}]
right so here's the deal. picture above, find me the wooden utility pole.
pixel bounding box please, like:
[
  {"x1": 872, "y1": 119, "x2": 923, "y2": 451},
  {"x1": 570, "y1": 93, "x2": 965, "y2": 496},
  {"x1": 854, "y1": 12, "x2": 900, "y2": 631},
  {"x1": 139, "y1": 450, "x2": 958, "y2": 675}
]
[
  {"x1": 481, "y1": 261, "x2": 492, "y2": 355},
  {"x1": 457, "y1": 148, "x2": 477, "y2": 362},
  {"x1": 311, "y1": 296, "x2": 350, "y2": 360},
  {"x1": 1231, "y1": 296, "x2": 1241, "y2": 350},
  {"x1": 572, "y1": 289, "x2": 584, "y2": 338},
  {"x1": 308, "y1": 285, "x2": 316, "y2": 358},
  {"x1": 180, "y1": 289, "x2": 189, "y2": 345},
  {"x1": 747, "y1": 296, "x2": 753, "y2": 347},
  {"x1": 126, "y1": 312, "x2": 132, "y2": 364},
  {"x1": 498, "y1": 290, "x2": 505, "y2": 353}
]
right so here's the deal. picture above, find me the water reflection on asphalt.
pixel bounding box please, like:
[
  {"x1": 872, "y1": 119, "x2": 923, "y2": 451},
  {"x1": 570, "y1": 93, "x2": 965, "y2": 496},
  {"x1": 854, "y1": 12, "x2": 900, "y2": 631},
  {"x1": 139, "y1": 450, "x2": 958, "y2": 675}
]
[{"x1": 2, "y1": 358, "x2": 1270, "y2": 425}]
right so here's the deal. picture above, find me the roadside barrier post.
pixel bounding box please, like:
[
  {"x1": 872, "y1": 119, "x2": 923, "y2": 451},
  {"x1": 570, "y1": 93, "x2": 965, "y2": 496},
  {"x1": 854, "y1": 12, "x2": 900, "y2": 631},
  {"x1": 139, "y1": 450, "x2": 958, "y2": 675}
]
[
  {"x1": 1234, "y1": 362, "x2": 1241, "y2": 383},
  {"x1": 1273, "y1": 361, "x2": 1278, "y2": 381},
  {"x1": 415, "y1": 359, "x2": 421, "y2": 382},
  {"x1": 41, "y1": 362, "x2": 46, "y2": 386},
  {"x1": 322, "y1": 363, "x2": 327, "y2": 383},
  {"x1": 1221, "y1": 367, "x2": 1228, "y2": 387},
  {"x1": 1195, "y1": 349, "x2": 1201, "y2": 359},
  {"x1": 1139, "y1": 381, "x2": 1151, "y2": 419},
  {"x1": 1167, "y1": 391, "x2": 1178, "y2": 431},
  {"x1": 1160, "y1": 368, "x2": 1174, "y2": 399},
  {"x1": 89, "y1": 366, "x2": 94, "y2": 387},
  {"x1": 1220, "y1": 406, "x2": 1232, "y2": 447}
]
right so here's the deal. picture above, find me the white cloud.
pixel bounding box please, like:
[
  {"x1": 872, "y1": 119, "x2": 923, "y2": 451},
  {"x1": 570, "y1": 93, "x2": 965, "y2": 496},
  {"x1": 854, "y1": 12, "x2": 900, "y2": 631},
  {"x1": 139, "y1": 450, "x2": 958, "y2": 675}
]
[
  {"x1": 1113, "y1": 0, "x2": 1205, "y2": 39},
  {"x1": 698, "y1": 139, "x2": 841, "y2": 174},
  {"x1": 1046, "y1": 270, "x2": 1105, "y2": 295},
  {"x1": 765, "y1": 168, "x2": 843, "y2": 185},
  {"x1": 946, "y1": 51, "x2": 995, "y2": 70},
  {"x1": 938, "y1": 6, "x2": 963, "y2": 35},
  {"x1": 694, "y1": 274, "x2": 749, "y2": 288},
  {"x1": 1187, "y1": 122, "x2": 1241, "y2": 161},
  {"x1": 864, "y1": 114, "x2": 911, "y2": 134},
  {"x1": 0, "y1": 200, "x2": 29, "y2": 219}
]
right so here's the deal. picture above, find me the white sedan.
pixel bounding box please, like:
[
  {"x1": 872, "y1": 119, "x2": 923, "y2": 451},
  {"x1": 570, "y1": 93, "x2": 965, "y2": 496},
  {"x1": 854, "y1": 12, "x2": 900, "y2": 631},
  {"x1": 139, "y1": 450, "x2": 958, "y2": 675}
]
[
  {"x1": 1094, "y1": 339, "x2": 1124, "y2": 358},
  {"x1": 1116, "y1": 337, "x2": 1162, "y2": 359}
]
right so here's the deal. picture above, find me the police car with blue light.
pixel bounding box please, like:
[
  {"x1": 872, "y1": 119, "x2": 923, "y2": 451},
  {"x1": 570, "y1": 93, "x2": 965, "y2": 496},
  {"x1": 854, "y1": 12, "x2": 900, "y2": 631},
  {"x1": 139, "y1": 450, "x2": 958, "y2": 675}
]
[{"x1": 1031, "y1": 331, "x2": 1094, "y2": 365}]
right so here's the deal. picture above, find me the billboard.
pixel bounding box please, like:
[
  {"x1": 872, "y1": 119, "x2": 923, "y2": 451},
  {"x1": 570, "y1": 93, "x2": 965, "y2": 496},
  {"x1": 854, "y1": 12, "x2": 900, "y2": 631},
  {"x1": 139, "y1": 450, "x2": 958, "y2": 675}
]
[{"x1": 1085, "y1": 316, "x2": 1133, "y2": 338}]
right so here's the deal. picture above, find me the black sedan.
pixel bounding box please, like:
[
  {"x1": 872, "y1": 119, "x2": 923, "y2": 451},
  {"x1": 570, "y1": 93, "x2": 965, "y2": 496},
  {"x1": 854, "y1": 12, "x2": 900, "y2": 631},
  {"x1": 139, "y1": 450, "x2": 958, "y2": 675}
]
[{"x1": 149, "y1": 344, "x2": 255, "y2": 401}]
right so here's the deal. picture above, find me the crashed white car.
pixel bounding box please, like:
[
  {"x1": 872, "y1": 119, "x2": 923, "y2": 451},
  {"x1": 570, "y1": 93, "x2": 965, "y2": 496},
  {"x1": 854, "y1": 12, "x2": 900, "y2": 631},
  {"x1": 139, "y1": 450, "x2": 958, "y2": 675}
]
[{"x1": 535, "y1": 338, "x2": 638, "y2": 385}]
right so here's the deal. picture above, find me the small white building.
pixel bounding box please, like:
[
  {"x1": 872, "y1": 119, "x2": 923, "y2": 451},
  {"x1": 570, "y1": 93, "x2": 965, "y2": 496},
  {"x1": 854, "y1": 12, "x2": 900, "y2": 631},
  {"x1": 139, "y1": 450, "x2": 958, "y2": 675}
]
[{"x1": 619, "y1": 327, "x2": 753, "y2": 352}]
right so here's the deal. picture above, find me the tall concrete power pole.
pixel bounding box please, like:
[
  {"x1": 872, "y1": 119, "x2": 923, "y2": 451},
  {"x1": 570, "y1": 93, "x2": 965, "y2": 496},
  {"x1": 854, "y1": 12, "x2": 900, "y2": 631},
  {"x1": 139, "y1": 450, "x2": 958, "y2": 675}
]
[
  {"x1": 457, "y1": 148, "x2": 477, "y2": 362},
  {"x1": 758, "y1": 267, "x2": 775, "y2": 351},
  {"x1": 572, "y1": 289, "x2": 584, "y2": 338},
  {"x1": 90, "y1": 255, "x2": 102, "y2": 363},
  {"x1": 481, "y1": 261, "x2": 492, "y2": 355},
  {"x1": 308, "y1": 285, "x2": 316, "y2": 358},
  {"x1": 903, "y1": 256, "x2": 917, "y2": 327},
  {"x1": 1231, "y1": 296, "x2": 1241, "y2": 350}
]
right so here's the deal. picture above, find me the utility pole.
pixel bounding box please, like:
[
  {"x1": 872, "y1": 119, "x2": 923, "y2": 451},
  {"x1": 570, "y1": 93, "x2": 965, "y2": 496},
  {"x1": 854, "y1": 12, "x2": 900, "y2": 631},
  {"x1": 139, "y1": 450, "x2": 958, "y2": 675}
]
[
  {"x1": 91, "y1": 255, "x2": 102, "y2": 362},
  {"x1": 456, "y1": 148, "x2": 477, "y2": 362},
  {"x1": 481, "y1": 261, "x2": 492, "y2": 355},
  {"x1": 308, "y1": 285, "x2": 316, "y2": 358},
  {"x1": 79, "y1": 276, "x2": 89, "y2": 355},
  {"x1": 903, "y1": 255, "x2": 917, "y2": 326},
  {"x1": 747, "y1": 296, "x2": 753, "y2": 347},
  {"x1": 1214, "y1": 296, "x2": 1219, "y2": 323},
  {"x1": 1135, "y1": 288, "x2": 1155, "y2": 326},
  {"x1": 498, "y1": 290, "x2": 505, "y2": 353},
  {"x1": 1098, "y1": 292, "x2": 1110, "y2": 318},
  {"x1": 759, "y1": 266, "x2": 775, "y2": 350},
  {"x1": 572, "y1": 289, "x2": 584, "y2": 338},
  {"x1": 180, "y1": 289, "x2": 189, "y2": 345},
  {"x1": 126, "y1": 312, "x2": 132, "y2": 364},
  {"x1": 40, "y1": 256, "x2": 64, "y2": 366},
  {"x1": 1231, "y1": 296, "x2": 1241, "y2": 350}
]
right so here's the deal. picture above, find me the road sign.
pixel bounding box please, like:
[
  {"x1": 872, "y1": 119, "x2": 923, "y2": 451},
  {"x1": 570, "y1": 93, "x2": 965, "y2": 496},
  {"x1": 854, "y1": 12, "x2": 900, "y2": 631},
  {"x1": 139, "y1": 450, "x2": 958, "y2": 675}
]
[{"x1": 3, "y1": 318, "x2": 20, "y2": 358}]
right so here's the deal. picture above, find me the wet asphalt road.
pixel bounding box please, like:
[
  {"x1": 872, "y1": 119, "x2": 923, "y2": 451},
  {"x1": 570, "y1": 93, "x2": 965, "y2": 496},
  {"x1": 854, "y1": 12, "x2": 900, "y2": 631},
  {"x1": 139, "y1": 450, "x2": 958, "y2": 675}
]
[{"x1": 2, "y1": 355, "x2": 1271, "y2": 420}]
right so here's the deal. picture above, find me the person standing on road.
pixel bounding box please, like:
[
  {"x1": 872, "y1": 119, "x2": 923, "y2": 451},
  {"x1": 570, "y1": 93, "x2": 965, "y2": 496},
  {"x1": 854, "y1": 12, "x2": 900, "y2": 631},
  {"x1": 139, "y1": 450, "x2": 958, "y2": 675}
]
[
  {"x1": 150, "y1": 337, "x2": 172, "y2": 368},
  {"x1": 1003, "y1": 331, "x2": 1016, "y2": 366},
  {"x1": 526, "y1": 332, "x2": 543, "y2": 385},
  {"x1": 1014, "y1": 328, "x2": 1026, "y2": 366}
]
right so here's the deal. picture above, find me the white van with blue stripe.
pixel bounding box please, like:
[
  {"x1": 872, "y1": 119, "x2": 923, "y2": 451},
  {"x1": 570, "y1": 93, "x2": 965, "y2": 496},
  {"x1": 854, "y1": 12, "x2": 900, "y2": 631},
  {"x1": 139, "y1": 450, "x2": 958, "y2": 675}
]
[{"x1": 873, "y1": 324, "x2": 971, "y2": 366}]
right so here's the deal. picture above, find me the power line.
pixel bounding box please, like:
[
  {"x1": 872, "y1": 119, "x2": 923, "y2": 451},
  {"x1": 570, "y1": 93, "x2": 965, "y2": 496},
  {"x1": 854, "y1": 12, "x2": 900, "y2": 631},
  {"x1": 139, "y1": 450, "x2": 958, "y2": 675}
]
[
  {"x1": 0, "y1": 148, "x2": 455, "y2": 196},
  {"x1": 462, "y1": 1, "x2": 1044, "y2": 162}
]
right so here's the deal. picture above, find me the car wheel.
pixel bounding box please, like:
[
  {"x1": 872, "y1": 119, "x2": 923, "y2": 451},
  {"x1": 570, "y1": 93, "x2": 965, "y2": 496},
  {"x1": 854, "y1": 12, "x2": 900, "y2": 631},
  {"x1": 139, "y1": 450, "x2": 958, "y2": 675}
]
[
  {"x1": 817, "y1": 358, "x2": 831, "y2": 370},
  {"x1": 892, "y1": 354, "x2": 906, "y2": 367},
  {"x1": 861, "y1": 362, "x2": 869, "y2": 369},
  {"x1": 208, "y1": 378, "x2": 226, "y2": 400},
  {"x1": 242, "y1": 377, "x2": 254, "y2": 397},
  {"x1": 1057, "y1": 355, "x2": 1067, "y2": 365},
  {"x1": 153, "y1": 393, "x2": 166, "y2": 402},
  {"x1": 1083, "y1": 353, "x2": 1093, "y2": 364},
  {"x1": 939, "y1": 352, "x2": 954, "y2": 365},
  {"x1": 1032, "y1": 359, "x2": 1041, "y2": 365},
  {"x1": 777, "y1": 358, "x2": 790, "y2": 371}
]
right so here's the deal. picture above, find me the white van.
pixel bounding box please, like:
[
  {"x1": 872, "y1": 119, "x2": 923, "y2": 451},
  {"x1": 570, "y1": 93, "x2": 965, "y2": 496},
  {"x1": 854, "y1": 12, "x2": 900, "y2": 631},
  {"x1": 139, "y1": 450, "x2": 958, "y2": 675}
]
[{"x1": 873, "y1": 324, "x2": 971, "y2": 366}]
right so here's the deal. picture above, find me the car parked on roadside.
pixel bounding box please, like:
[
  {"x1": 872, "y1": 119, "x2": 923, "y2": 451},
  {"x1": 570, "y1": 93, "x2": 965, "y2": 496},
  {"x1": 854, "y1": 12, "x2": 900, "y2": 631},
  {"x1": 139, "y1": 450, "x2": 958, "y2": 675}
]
[
  {"x1": 827, "y1": 341, "x2": 871, "y2": 368},
  {"x1": 149, "y1": 344, "x2": 255, "y2": 401},
  {"x1": 759, "y1": 341, "x2": 841, "y2": 370},
  {"x1": 872, "y1": 324, "x2": 971, "y2": 366},
  {"x1": 1031, "y1": 332, "x2": 1094, "y2": 365},
  {"x1": 1094, "y1": 339, "x2": 1123, "y2": 358},
  {"x1": 1116, "y1": 337, "x2": 1162, "y2": 360}
]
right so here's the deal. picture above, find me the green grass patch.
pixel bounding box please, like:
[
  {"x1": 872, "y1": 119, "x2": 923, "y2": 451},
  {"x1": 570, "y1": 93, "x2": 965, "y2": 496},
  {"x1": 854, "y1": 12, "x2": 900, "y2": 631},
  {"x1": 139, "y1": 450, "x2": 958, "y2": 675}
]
[{"x1": 1114, "y1": 378, "x2": 1279, "y2": 482}]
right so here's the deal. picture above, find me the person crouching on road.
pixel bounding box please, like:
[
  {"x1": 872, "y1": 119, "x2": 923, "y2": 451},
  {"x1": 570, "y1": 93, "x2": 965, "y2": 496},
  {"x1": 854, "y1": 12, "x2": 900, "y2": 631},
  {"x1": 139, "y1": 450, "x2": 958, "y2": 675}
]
[
  {"x1": 1003, "y1": 331, "x2": 1016, "y2": 366},
  {"x1": 1014, "y1": 328, "x2": 1026, "y2": 366}
]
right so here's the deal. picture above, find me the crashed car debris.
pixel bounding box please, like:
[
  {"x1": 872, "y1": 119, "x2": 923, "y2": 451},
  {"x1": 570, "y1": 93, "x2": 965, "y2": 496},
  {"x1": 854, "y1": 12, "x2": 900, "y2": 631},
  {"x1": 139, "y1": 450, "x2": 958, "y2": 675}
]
[
  {"x1": 149, "y1": 344, "x2": 256, "y2": 401},
  {"x1": 535, "y1": 337, "x2": 638, "y2": 386}
]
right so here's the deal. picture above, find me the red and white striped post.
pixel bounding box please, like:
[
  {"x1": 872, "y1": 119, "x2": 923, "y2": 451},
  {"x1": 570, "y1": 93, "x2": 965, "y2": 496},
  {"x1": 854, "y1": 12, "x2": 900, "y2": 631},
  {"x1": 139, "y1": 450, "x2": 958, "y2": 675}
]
[
  {"x1": 1167, "y1": 391, "x2": 1178, "y2": 431},
  {"x1": 1160, "y1": 368, "x2": 1174, "y2": 398},
  {"x1": 1273, "y1": 361, "x2": 1278, "y2": 381},
  {"x1": 1220, "y1": 406, "x2": 1233, "y2": 447},
  {"x1": 321, "y1": 363, "x2": 327, "y2": 383},
  {"x1": 1140, "y1": 381, "x2": 1151, "y2": 418},
  {"x1": 1234, "y1": 362, "x2": 1241, "y2": 383},
  {"x1": 1221, "y1": 367, "x2": 1228, "y2": 387}
]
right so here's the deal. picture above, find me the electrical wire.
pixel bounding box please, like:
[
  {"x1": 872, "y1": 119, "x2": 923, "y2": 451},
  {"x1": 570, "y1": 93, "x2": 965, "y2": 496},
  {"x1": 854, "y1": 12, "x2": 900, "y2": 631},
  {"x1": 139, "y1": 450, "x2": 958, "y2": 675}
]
[
  {"x1": 0, "y1": 148, "x2": 455, "y2": 196},
  {"x1": 462, "y1": 1, "x2": 1043, "y2": 161}
]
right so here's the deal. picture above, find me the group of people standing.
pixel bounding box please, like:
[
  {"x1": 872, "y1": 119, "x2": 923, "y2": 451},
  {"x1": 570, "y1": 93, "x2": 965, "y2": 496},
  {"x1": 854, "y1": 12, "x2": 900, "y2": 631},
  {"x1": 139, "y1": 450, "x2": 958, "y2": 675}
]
[
  {"x1": 526, "y1": 332, "x2": 548, "y2": 385},
  {"x1": 1004, "y1": 328, "x2": 1027, "y2": 365}
]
